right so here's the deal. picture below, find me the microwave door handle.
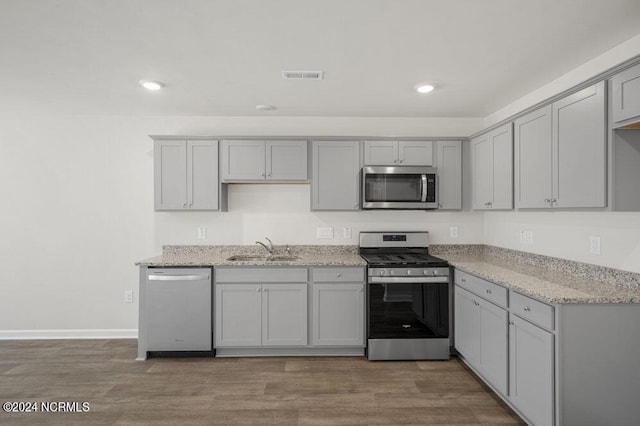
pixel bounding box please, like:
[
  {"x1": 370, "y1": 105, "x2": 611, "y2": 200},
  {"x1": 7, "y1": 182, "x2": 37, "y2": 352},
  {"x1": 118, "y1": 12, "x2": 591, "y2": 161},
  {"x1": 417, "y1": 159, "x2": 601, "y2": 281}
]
[{"x1": 421, "y1": 174, "x2": 428, "y2": 202}]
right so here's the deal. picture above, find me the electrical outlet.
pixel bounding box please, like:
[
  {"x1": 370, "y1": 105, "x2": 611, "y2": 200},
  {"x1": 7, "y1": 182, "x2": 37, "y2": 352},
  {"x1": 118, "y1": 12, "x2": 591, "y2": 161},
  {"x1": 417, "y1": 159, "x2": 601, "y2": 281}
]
[
  {"x1": 450, "y1": 226, "x2": 458, "y2": 238},
  {"x1": 197, "y1": 227, "x2": 207, "y2": 240},
  {"x1": 124, "y1": 290, "x2": 134, "y2": 303},
  {"x1": 590, "y1": 236, "x2": 601, "y2": 255},
  {"x1": 525, "y1": 231, "x2": 534, "y2": 245},
  {"x1": 317, "y1": 227, "x2": 334, "y2": 239},
  {"x1": 520, "y1": 230, "x2": 527, "y2": 244},
  {"x1": 343, "y1": 227, "x2": 352, "y2": 239}
]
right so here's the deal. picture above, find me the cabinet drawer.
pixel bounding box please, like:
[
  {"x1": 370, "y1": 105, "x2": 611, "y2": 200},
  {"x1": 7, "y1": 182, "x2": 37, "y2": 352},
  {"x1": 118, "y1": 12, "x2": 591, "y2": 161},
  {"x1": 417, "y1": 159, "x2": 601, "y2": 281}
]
[
  {"x1": 312, "y1": 267, "x2": 365, "y2": 283},
  {"x1": 455, "y1": 269, "x2": 508, "y2": 308},
  {"x1": 511, "y1": 292, "x2": 554, "y2": 330},
  {"x1": 215, "y1": 268, "x2": 308, "y2": 283}
]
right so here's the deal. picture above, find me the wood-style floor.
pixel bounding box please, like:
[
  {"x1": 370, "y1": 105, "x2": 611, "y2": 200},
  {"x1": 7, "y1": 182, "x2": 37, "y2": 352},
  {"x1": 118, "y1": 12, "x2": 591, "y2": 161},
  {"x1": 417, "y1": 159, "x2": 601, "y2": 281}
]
[{"x1": 0, "y1": 340, "x2": 525, "y2": 425}]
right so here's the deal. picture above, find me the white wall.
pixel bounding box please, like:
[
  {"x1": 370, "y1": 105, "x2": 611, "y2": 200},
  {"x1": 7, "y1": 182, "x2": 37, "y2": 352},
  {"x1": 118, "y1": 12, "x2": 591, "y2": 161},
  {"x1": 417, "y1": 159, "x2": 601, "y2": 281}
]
[
  {"x1": 0, "y1": 115, "x2": 483, "y2": 337},
  {"x1": 484, "y1": 212, "x2": 640, "y2": 273}
]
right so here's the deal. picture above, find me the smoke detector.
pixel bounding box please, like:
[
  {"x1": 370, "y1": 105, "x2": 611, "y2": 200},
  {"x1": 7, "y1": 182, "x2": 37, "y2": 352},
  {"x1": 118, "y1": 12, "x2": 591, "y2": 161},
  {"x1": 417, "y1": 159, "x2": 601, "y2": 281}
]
[{"x1": 282, "y1": 70, "x2": 324, "y2": 80}]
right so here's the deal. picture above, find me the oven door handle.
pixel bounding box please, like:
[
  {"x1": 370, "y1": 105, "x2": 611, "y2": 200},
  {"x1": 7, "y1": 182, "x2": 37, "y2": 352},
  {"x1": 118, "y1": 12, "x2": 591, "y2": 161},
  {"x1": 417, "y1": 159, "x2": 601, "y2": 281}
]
[
  {"x1": 369, "y1": 277, "x2": 449, "y2": 284},
  {"x1": 420, "y1": 174, "x2": 428, "y2": 202}
]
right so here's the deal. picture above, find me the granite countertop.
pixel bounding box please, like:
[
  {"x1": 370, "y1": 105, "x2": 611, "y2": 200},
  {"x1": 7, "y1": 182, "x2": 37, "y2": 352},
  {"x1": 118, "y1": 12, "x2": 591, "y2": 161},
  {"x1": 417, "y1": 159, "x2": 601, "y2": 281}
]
[
  {"x1": 436, "y1": 251, "x2": 640, "y2": 304},
  {"x1": 136, "y1": 245, "x2": 367, "y2": 267}
]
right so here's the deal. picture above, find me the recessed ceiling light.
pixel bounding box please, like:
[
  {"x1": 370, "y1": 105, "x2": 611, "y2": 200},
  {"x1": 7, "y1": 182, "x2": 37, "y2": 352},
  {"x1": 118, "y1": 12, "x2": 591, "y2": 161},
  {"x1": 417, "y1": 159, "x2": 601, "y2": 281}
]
[
  {"x1": 256, "y1": 104, "x2": 276, "y2": 111},
  {"x1": 139, "y1": 80, "x2": 165, "y2": 91},
  {"x1": 415, "y1": 82, "x2": 438, "y2": 94}
]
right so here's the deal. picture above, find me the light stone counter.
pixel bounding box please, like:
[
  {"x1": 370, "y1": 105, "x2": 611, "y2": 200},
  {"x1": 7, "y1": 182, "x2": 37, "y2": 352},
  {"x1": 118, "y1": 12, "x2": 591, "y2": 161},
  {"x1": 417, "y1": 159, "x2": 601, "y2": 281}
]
[
  {"x1": 136, "y1": 245, "x2": 366, "y2": 267},
  {"x1": 431, "y1": 245, "x2": 640, "y2": 304}
]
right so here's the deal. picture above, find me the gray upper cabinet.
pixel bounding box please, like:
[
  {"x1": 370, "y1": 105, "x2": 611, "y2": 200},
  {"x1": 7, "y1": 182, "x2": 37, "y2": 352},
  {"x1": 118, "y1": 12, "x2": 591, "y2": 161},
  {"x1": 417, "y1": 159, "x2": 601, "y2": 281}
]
[
  {"x1": 515, "y1": 82, "x2": 606, "y2": 209},
  {"x1": 553, "y1": 82, "x2": 606, "y2": 208},
  {"x1": 311, "y1": 140, "x2": 361, "y2": 211},
  {"x1": 611, "y1": 62, "x2": 640, "y2": 125},
  {"x1": 153, "y1": 139, "x2": 220, "y2": 211},
  {"x1": 434, "y1": 140, "x2": 462, "y2": 209},
  {"x1": 220, "y1": 140, "x2": 307, "y2": 182},
  {"x1": 514, "y1": 106, "x2": 553, "y2": 208},
  {"x1": 364, "y1": 140, "x2": 433, "y2": 165},
  {"x1": 471, "y1": 123, "x2": 513, "y2": 210}
]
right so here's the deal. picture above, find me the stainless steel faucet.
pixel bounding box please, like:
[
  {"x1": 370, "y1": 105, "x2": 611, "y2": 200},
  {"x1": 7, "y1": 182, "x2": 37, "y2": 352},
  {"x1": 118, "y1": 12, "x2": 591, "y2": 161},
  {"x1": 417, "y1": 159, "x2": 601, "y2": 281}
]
[{"x1": 255, "y1": 237, "x2": 274, "y2": 255}]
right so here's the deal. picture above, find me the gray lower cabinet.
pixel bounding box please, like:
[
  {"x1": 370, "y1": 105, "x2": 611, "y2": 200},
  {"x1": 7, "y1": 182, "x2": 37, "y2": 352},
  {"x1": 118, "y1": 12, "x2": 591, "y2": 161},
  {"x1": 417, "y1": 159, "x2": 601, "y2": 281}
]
[
  {"x1": 364, "y1": 140, "x2": 433, "y2": 166},
  {"x1": 434, "y1": 140, "x2": 462, "y2": 209},
  {"x1": 153, "y1": 139, "x2": 220, "y2": 210},
  {"x1": 311, "y1": 266, "x2": 365, "y2": 346},
  {"x1": 509, "y1": 313, "x2": 554, "y2": 426},
  {"x1": 214, "y1": 268, "x2": 308, "y2": 347},
  {"x1": 311, "y1": 140, "x2": 361, "y2": 210},
  {"x1": 471, "y1": 123, "x2": 513, "y2": 210},
  {"x1": 611, "y1": 61, "x2": 640, "y2": 125},
  {"x1": 454, "y1": 285, "x2": 508, "y2": 396},
  {"x1": 220, "y1": 140, "x2": 308, "y2": 182},
  {"x1": 145, "y1": 268, "x2": 212, "y2": 351},
  {"x1": 454, "y1": 267, "x2": 640, "y2": 425}
]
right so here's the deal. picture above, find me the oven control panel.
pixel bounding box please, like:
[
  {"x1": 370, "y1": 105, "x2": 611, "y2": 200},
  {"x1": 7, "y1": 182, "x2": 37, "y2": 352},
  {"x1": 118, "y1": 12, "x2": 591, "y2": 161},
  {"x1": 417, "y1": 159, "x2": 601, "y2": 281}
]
[{"x1": 368, "y1": 267, "x2": 449, "y2": 277}]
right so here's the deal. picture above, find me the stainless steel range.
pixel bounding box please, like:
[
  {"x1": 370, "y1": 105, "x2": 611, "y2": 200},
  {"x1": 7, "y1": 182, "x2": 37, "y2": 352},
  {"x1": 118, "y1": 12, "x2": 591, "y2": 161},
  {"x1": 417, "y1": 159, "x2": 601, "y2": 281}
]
[{"x1": 359, "y1": 231, "x2": 450, "y2": 360}]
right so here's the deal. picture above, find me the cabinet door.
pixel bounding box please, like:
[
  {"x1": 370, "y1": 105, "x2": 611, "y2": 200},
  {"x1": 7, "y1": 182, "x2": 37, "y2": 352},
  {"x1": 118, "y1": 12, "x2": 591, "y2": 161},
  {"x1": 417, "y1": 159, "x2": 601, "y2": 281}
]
[
  {"x1": 553, "y1": 82, "x2": 606, "y2": 208},
  {"x1": 187, "y1": 140, "x2": 219, "y2": 210},
  {"x1": 471, "y1": 134, "x2": 493, "y2": 210},
  {"x1": 220, "y1": 140, "x2": 265, "y2": 181},
  {"x1": 311, "y1": 141, "x2": 361, "y2": 210},
  {"x1": 454, "y1": 286, "x2": 480, "y2": 365},
  {"x1": 266, "y1": 140, "x2": 308, "y2": 181},
  {"x1": 398, "y1": 141, "x2": 434, "y2": 165},
  {"x1": 490, "y1": 124, "x2": 514, "y2": 210},
  {"x1": 509, "y1": 315, "x2": 554, "y2": 426},
  {"x1": 478, "y1": 299, "x2": 508, "y2": 396},
  {"x1": 435, "y1": 140, "x2": 462, "y2": 209},
  {"x1": 611, "y1": 62, "x2": 640, "y2": 123},
  {"x1": 146, "y1": 269, "x2": 211, "y2": 351},
  {"x1": 514, "y1": 106, "x2": 553, "y2": 208},
  {"x1": 154, "y1": 140, "x2": 187, "y2": 210},
  {"x1": 215, "y1": 284, "x2": 262, "y2": 347},
  {"x1": 312, "y1": 283, "x2": 364, "y2": 346},
  {"x1": 262, "y1": 284, "x2": 308, "y2": 346},
  {"x1": 364, "y1": 140, "x2": 397, "y2": 165}
]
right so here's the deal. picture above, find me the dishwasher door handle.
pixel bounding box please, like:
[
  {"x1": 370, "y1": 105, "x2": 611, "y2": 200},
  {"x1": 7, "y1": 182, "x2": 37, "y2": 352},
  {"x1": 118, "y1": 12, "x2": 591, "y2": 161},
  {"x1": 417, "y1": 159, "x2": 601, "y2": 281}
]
[{"x1": 148, "y1": 274, "x2": 210, "y2": 281}]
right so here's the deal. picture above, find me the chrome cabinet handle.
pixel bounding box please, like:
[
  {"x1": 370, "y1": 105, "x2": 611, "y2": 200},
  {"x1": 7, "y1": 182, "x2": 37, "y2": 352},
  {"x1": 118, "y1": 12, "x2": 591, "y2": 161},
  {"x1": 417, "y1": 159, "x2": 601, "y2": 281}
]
[
  {"x1": 336, "y1": 273, "x2": 342, "y2": 277},
  {"x1": 261, "y1": 172, "x2": 266, "y2": 177},
  {"x1": 509, "y1": 320, "x2": 515, "y2": 325},
  {"x1": 266, "y1": 173, "x2": 272, "y2": 177},
  {"x1": 461, "y1": 277, "x2": 466, "y2": 283},
  {"x1": 256, "y1": 288, "x2": 261, "y2": 292},
  {"x1": 486, "y1": 289, "x2": 492, "y2": 294},
  {"x1": 183, "y1": 203, "x2": 187, "y2": 208},
  {"x1": 524, "y1": 306, "x2": 531, "y2": 312},
  {"x1": 399, "y1": 159, "x2": 404, "y2": 163}
]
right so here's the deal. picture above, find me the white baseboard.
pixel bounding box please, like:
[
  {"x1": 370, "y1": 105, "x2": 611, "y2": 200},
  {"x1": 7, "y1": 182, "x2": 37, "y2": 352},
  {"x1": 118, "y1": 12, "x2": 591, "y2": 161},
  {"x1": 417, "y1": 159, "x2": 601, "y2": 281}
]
[{"x1": 0, "y1": 329, "x2": 138, "y2": 340}]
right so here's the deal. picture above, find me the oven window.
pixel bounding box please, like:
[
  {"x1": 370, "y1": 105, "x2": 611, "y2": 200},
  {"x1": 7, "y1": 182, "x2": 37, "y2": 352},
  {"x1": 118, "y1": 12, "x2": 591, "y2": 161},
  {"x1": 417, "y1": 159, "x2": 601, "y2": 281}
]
[
  {"x1": 368, "y1": 282, "x2": 448, "y2": 339},
  {"x1": 364, "y1": 174, "x2": 422, "y2": 202}
]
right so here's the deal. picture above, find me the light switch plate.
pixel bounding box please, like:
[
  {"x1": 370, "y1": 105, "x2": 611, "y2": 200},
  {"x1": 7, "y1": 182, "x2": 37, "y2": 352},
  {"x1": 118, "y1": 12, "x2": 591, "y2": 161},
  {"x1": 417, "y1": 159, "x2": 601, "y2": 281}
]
[
  {"x1": 520, "y1": 230, "x2": 527, "y2": 244},
  {"x1": 317, "y1": 227, "x2": 334, "y2": 239},
  {"x1": 124, "y1": 290, "x2": 134, "y2": 303},
  {"x1": 590, "y1": 236, "x2": 601, "y2": 255}
]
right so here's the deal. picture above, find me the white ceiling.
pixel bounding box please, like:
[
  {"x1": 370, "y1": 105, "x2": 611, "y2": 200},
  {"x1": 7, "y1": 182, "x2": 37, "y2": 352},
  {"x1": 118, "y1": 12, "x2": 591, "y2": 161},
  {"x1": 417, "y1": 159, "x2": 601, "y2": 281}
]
[{"x1": 1, "y1": 0, "x2": 640, "y2": 117}]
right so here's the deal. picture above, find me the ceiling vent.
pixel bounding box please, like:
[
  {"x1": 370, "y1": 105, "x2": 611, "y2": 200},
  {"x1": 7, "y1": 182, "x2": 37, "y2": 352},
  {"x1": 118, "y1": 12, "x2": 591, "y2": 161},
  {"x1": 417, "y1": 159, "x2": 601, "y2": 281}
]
[{"x1": 282, "y1": 70, "x2": 324, "y2": 80}]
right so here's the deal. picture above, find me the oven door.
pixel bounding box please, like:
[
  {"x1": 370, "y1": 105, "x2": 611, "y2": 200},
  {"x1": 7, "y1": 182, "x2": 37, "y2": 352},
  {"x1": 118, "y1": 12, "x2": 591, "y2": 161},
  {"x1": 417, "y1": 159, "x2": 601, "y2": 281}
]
[
  {"x1": 368, "y1": 280, "x2": 449, "y2": 339},
  {"x1": 362, "y1": 166, "x2": 438, "y2": 209}
]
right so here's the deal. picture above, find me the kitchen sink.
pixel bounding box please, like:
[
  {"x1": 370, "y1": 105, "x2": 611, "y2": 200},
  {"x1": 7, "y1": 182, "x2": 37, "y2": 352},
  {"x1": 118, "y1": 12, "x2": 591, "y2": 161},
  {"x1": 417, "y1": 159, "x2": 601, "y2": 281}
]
[{"x1": 226, "y1": 255, "x2": 301, "y2": 262}]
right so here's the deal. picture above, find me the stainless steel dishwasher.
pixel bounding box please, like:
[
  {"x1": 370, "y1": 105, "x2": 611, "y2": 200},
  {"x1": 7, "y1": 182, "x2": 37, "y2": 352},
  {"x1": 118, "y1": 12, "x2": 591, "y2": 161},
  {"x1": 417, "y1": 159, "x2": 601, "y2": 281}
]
[{"x1": 146, "y1": 268, "x2": 213, "y2": 355}]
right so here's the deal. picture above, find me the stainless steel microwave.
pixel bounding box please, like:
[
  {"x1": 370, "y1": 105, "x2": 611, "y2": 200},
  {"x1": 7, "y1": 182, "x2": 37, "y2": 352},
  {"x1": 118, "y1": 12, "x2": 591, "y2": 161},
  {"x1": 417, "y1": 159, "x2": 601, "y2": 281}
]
[{"x1": 361, "y1": 166, "x2": 438, "y2": 209}]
